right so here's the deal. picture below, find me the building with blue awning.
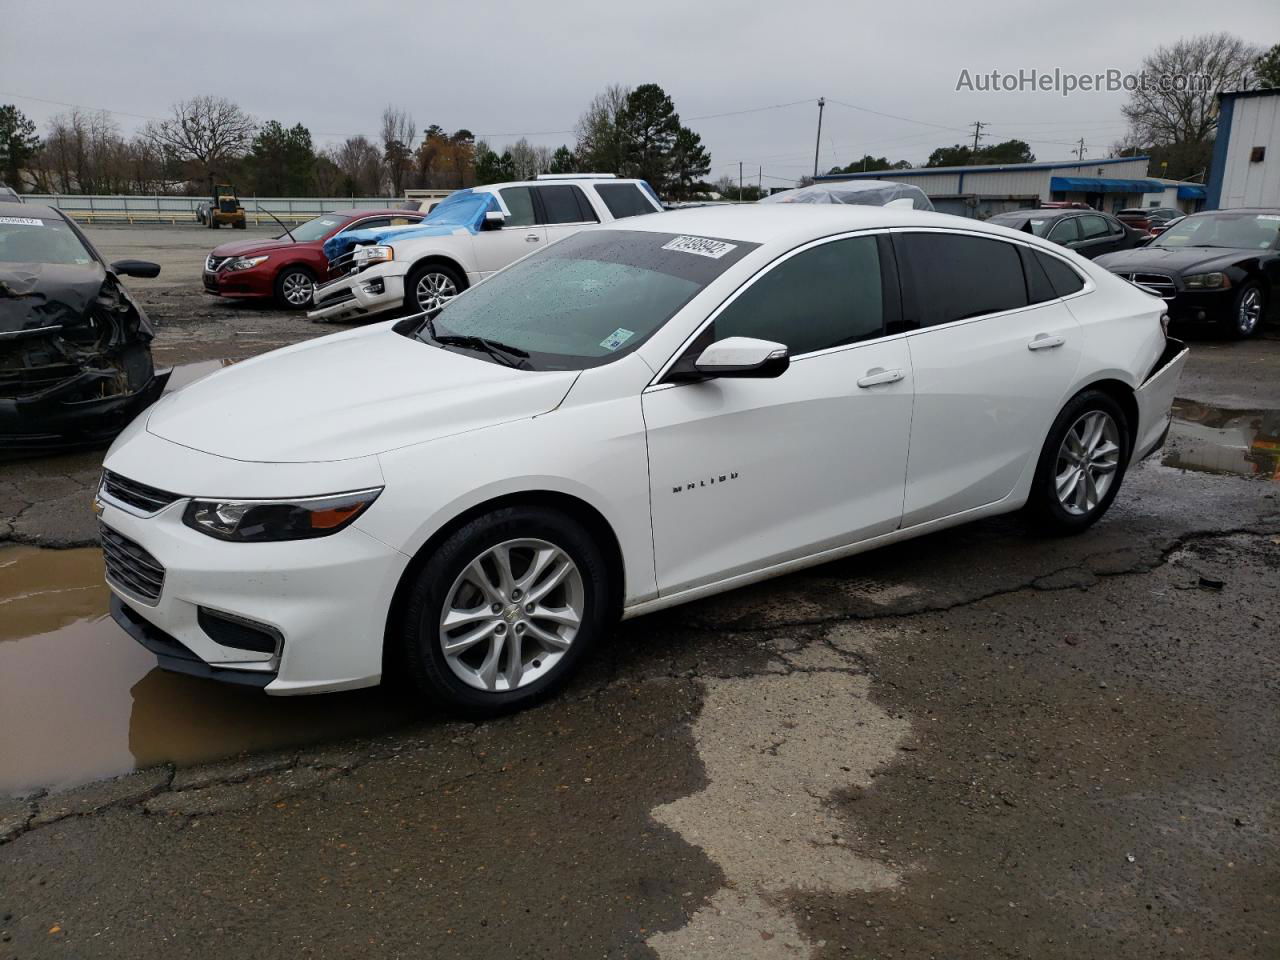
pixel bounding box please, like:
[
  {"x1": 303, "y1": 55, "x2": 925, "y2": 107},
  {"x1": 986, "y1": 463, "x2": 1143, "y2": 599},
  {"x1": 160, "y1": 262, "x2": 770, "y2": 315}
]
[{"x1": 815, "y1": 156, "x2": 1205, "y2": 219}]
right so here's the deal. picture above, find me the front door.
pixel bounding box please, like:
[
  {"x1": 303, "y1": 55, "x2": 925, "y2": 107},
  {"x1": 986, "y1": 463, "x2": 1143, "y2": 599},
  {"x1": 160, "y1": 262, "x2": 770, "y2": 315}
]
[
  {"x1": 643, "y1": 234, "x2": 914, "y2": 595},
  {"x1": 473, "y1": 186, "x2": 545, "y2": 276}
]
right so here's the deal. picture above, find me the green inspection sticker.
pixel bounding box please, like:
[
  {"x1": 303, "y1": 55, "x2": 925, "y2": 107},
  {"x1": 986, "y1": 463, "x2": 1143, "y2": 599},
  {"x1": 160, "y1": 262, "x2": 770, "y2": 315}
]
[{"x1": 600, "y1": 328, "x2": 635, "y2": 351}]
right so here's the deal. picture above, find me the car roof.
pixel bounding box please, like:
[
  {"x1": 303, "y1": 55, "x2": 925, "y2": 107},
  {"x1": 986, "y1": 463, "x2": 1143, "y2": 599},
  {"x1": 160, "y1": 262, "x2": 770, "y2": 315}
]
[
  {"x1": 0, "y1": 201, "x2": 59, "y2": 219},
  {"x1": 326, "y1": 208, "x2": 426, "y2": 219},
  {"x1": 609, "y1": 203, "x2": 1040, "y2": 245},
  {"x1": 1185, "y1": 207, "x2": 1280, "y2": 216},
  {"x1": 476, "y1": 177, "x2": 650, "y2": 192},
  {"x1": 989, "y1": 209, "x2": 1072, "y2": 220}
]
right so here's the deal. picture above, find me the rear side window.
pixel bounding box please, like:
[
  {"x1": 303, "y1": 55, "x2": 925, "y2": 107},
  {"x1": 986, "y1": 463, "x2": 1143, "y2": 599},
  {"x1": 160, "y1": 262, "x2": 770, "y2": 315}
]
[
  {"x1": 499, "y1": 187, "x2": 536, "y2": 227},
  {"x1": 711, "y1": 236, "x2": 884, "y2": 356},
  {"x1": 594, "y1": 183, "x2": 659, "y2": 219},
  {"x1": 1079, "y1": 215, "x2": 1110, "y2": 240},
  {"x1": 536, "y1": 185, "x2": 597, "y2": 224},
  {"x1": 896, "y1": 233, "x2": 1027, "y2": 327},
  {"x1": 1035, "y1": 250, "x2": 1085, "y2": 297}
]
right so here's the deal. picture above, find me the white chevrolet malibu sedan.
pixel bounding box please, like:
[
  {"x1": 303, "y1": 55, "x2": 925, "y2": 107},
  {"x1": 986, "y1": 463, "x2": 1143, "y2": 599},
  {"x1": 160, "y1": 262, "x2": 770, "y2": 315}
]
[{"x1": 98, "y1": 205, "x2": 1186, "y2": 714}]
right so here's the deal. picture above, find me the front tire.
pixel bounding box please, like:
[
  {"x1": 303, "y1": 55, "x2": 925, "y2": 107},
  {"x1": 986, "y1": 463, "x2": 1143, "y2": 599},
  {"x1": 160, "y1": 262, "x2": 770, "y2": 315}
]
[
  {"x1": 274, "y1": 266, "x2": 316, "y2": 310},
  {"x1": 392, "y1": 506, "x2": 612, "y2": 717},
  {"x1": 1225, "y1": 282, "x2": 1264, "y2": 339},
  {"x1": 405, "y1": 262, "x2": 464, "y2": 315},
  {"x1": 1025, "y1": 390, "x2": 1131, "y2": 535}
]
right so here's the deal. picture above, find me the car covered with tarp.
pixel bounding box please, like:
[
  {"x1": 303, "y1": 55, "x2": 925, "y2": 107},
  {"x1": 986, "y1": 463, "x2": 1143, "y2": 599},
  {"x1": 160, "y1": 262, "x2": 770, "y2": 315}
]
[
  {"x1": 0, "y1": 202, "x2": 166, "y2": 454},
  {"x1": 761, "y1": 180, "x2": 934, "y2": 211}
]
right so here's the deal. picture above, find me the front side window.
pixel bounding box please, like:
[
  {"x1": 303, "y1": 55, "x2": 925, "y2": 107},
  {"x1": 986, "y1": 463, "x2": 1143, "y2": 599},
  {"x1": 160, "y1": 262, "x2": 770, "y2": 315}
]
[
  {"x1": 594, "y1": 183, "x2": 660, "y2": 219},
  {"x1": 897, "y1": 233, "x2": 1028, "y2": 327},
  {"x1": 420, "y1": 229, "x2": 758, "y2": 370},
  {"x1": 536, "y1": 185, "x2": 597, "y2": 224},
  {"x1": 499, "y1": 187, "x2": 536, "y2": 227},
  {"x1": 710, "y1": 237, "x2": 884, "y2": 356},
  {"x1": 0, "y1": 215, "x2": 95, "y2": 265},
  {"x1": 343, "y1": 217, "x2": 390, "y2": 234}
]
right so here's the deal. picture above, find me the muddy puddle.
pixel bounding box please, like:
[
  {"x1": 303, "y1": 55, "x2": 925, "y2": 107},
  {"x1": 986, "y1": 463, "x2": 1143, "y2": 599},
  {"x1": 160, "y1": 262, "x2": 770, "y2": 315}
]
[
  {"x1": 0, "y1": 545, "x2": 418, "y2": 797},
  {"x1": 1164, "y1": 398, "x2": 1280, "y2": 483}
]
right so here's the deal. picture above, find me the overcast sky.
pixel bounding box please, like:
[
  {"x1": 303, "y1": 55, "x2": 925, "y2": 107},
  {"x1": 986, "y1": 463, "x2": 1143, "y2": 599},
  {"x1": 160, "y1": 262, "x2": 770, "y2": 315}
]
[{"x1": 3, "y1": 0, "x2": 1277, "y2": 185}]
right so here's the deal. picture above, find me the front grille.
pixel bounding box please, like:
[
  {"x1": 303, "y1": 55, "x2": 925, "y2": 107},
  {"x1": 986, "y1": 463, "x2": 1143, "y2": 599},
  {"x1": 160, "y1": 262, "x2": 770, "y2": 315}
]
[
  {"x1": 313, "y1": 285, "x2": 356, "y2": 309},
  {"x1": 100, "y1": 522, "x2": 166, "y2": 604},
  {"x1": 101, "y1": 469, "x2": 180, "y2": 514},
  {"x1": 206, "y1": 255, "x2": 232, "y2": 272},
  {"x1": 1123, "y1": 272, "x2": 1176, "y2": 299}
]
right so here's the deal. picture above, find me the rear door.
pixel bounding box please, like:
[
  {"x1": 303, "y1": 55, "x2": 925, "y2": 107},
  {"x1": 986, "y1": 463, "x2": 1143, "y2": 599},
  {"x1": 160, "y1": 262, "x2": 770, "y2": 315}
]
[
  {"x1": 473, "y1": 186, "x2": 546, "y2": 276},
  {"x1": 534, "y1": 184, "x2": 600, "y2": 246},
  {"x1": 643, "y1": 233, "x2": 914, "y2": 594},
  {"x1": 893, "y1": 230, "x2": 1082, "y2": 527},
  {"x1": 1074, "y1": 214, "x2": 1125, "y2": 259}
]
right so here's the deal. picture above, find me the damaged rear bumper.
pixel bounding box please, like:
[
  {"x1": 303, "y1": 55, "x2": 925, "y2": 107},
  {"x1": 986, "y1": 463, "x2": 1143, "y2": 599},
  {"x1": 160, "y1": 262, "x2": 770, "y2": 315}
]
[{"x1": 1132, "y1": 337, "x2": 1188, "y2": 464}]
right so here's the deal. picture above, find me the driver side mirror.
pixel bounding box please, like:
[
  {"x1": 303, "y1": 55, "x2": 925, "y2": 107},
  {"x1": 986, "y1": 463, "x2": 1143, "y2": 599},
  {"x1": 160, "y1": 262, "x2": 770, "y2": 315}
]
[
  {"x1": 693, "y1": 336, "x2": 789, "y2": 379},
  {"x1": 481, "y1": 211, "x2": 505, "y2": 231},
  {"x1": 110, "y1": 259, "x2": 161, "y2": 279}
]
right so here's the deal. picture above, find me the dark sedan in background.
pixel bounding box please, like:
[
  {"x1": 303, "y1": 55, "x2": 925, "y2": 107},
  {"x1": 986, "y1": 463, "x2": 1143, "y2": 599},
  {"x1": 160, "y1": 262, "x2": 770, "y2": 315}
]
[
  {"x1": 0, "y1": 202, "x2": 165, "y2": 453},
  {"x1": 1116, "y1": 207, "x2": 1183, "y2": 233},
  {"x1": 1095, "y1": 209, "x2": 1280, "y2": 338},
  {"x1": 986, "y1": 208, "x2": 1146, "y2": 259},
  {"x1": 204, "y1": 208, "x2": 424, "y2": 309}
]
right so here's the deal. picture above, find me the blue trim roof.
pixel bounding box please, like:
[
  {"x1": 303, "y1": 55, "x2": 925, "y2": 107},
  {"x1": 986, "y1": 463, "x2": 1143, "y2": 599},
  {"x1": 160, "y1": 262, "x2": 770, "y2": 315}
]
[
  {"x1": 816, "y1": 156, "x2": 1151, "y2": 180},
  {"x1": 1050, "y1": 176, "x2": 1165, "y2": 194},
  {"x1": 1177, "y1": 184, "x2": 1207, "y2": 200}
]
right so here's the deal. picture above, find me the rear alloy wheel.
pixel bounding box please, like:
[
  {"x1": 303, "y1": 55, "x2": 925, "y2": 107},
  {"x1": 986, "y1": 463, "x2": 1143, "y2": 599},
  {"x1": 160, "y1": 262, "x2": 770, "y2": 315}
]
[
  {"x1": 1228, "y1": 282, "x2": 1264, "y2": 339},
  {"x1": 407, "y1": 263, "x2": 462, "y2": 315},
  {"x1": 274, "y1": 266, "x2": 315, "y2": 310},
  {"x1": 1026, "y1": 390, "x2": 1130, "y2": 534},
  {"x1": 394, "y1": 506, "x2": 611, "y2": 716}
]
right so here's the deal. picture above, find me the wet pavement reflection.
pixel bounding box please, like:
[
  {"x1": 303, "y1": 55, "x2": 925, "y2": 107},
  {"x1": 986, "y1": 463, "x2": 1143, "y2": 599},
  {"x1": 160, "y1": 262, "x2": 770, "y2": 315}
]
[
  {"x1": 0, "y1": 546, "x2": 418, "y2": 797},
  {"x1": 1164, "y1": 398, "x2": 1280, "y2": 483}
]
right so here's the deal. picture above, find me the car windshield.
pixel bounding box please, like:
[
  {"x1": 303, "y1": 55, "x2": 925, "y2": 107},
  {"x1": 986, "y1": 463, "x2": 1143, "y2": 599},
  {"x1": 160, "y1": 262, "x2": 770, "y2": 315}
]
[
  {"x1": 0, "y1": 215, "x2": 95, "y2": 265},
  {"x1": 1152, "y1": 212, "x2": 1280, "y2": 250},
  {"x1": 284, "y1": 215, "x2": 345, "y2": 242},
  {"x1": 418, "y1": 229, "x2": 758, "y2": 370}
]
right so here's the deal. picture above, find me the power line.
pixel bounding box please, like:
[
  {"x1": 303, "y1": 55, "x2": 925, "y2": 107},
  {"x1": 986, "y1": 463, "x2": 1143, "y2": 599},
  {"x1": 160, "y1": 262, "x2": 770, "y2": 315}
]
[{"x1": 826, "y1": 98, "x2": 971, "y2": 134}]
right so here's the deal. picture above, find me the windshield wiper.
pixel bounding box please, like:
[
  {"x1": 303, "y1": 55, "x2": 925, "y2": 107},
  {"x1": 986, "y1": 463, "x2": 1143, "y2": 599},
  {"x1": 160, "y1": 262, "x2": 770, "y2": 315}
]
[{"x1": 434, "y1": 331, "x2": 530, "y2": 369}]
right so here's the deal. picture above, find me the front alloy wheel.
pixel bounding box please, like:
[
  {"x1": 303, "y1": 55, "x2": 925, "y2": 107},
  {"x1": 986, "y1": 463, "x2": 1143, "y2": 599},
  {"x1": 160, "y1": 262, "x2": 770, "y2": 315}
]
[
  {"x1": 277, "y1": 268, "x2": 315, "y2": 309},
  {"x1": 439, "y1": 539, "x2": 584, "y2": 692},
  {"x1": 1234, "y1": 284, "x2": 1263, "y2": 338},
  {"x1": 413, "y1": 271, "x2": 459, "y2": 313}
]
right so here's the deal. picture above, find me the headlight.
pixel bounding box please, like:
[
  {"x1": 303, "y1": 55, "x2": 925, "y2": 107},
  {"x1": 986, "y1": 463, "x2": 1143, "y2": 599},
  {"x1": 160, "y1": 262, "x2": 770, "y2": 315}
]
[
  {"x1": 353, "y1": 245, "x2": 393, "y2": 266},
  {"x1": 227, "y1": 255, "x2": 269, "y2": 271},
  {"x1": 1183, "y1": 272, "x2": 1230, "y2": 290},
  {"x1": 182, "y1": 488, "x2": 382, "y2": 542}
]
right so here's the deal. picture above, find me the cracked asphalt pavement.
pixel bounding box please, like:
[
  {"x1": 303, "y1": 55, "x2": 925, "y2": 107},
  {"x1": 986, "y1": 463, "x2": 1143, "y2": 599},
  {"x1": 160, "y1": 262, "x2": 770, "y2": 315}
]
[{"x1": 1, "y1": 226, "x2": 1278, "y2": 958}]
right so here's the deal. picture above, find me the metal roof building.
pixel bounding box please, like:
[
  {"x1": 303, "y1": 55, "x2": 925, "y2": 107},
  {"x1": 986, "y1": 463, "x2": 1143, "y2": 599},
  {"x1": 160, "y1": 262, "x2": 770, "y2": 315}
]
[
  {"x1": 1207, "y1": 88, "x2": 1280, "y2": 210},
  {"x1": 814, "y1": 156, "x2": 1205, "y2": 218}
]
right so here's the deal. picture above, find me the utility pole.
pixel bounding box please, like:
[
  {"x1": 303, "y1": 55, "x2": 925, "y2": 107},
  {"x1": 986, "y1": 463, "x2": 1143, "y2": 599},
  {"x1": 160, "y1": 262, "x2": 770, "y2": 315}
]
[
  {"x1": 813, "y1": 97, "x2": 826, "y2": 178},
  {"x1": 970, "y1": 120, "x2": 986, "y2": 155},
  {"x1": 758, "y1": 166, "x2": 762, "y2": 196},
  {"x1": 1074, "y1": 137, "x2": 1087, "y2": 161},
  {"x1": 739, "y1": 161, "x2": 743, "y2": 202}
]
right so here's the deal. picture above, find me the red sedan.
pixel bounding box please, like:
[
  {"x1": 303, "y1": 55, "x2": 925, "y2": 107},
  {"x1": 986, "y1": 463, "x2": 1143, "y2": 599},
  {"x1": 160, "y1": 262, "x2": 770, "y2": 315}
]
[{"x1": 203, "y1": 208, "x2": 425, "y2": 309}]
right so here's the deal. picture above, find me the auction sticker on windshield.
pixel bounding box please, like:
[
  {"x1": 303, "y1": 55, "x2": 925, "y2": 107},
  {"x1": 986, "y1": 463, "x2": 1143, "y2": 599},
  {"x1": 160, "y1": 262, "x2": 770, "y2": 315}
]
[
  {"x1": 600, "y1": 328, "x2": 635, "y2": 351},
  {"x1": 662, "y1": 235, "x2": 738, "y2": 259},
  {"x1": 0, "y1": 217, "x2": 44, "y2": 226}
]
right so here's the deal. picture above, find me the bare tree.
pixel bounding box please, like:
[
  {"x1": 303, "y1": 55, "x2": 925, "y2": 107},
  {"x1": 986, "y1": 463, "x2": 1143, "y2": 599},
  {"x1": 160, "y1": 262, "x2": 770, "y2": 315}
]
[
  {"x1": 330, "y1": 135, "x2": 384, "y2": 194},
  {"x1": 380, "y1": 105, "x2": 415, "y2": 197},
  {"x1": 144, "y1": 96, "x2": 255, "y2": 187},
  {"x1": 574, "y1": 84, "x2": 630, "y2": 172},
  {"x1": 1122, "y1": 33, "x2": 1259, "y2": 147},
  {"x1": 508, "y1": 137, "x2": 540, "y2": 180}
]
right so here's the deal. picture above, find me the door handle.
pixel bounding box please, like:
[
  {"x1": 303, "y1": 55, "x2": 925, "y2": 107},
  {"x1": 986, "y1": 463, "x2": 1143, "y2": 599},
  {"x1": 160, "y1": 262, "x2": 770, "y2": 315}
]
[
  {"x1": 525, "y1": 233, "x2": 540, "y2": 243},
  {"x1": 856, "y1": 367, "x2": 904, "y2": 388},
  {"x1": 1027, "y1": 334, "x2": 1065, "y2": 351}
]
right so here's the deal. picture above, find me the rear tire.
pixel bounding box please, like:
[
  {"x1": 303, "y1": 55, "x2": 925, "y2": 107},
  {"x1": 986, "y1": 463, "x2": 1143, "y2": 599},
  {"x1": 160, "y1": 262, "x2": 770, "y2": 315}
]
[
  {"x1": 1025, "y1": 389, "x2": 1131, "y2": 535},
  {"x1": 391, "y1": 506, "x2": 611, "y2": 717}
]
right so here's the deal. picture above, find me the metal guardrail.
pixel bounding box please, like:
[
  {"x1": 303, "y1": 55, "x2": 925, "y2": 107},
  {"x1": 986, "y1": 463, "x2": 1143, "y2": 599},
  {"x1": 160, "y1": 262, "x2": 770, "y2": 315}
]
[{"x1": 21, "y1": 195, "x2": 404, "y2": 225}]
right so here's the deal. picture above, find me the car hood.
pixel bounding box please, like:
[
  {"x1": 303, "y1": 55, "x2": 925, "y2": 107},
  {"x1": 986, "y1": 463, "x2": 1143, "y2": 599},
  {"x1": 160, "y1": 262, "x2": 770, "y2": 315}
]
[
  {"x1": 1094, "y1": 246, "x2": 1252, "y2": 275},
  {"x1": 0, "y1": 260, "x2": 154, "y2": 336},
  {"x1": 144, "y1": 324, "x2": 579, "y2": 463},
  {"x1": 323, "y1": 190, "x2": 499, "y2": 261},
  {"x1": 209, "y1": 236, "x2": 307, "y2": 258}
]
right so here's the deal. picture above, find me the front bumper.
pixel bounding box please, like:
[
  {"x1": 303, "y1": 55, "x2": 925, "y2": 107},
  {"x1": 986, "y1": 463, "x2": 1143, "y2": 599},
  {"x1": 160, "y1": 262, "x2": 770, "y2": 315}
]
[
  {"x1": 202, "y1": 265, "x2": 275, "y2": 300},
  {"x1": 308, "y1": 267, "x2": 405, "y2": 323},
  {"x1": 0, "y1": 368, "x2": 170, "y2": 454},
  {"x1": 1163, "y1": 289, "x2": 1236, "y2": 326},
  {"x1": 99, "y1": 492, "x2": 409, "y2": 695}
]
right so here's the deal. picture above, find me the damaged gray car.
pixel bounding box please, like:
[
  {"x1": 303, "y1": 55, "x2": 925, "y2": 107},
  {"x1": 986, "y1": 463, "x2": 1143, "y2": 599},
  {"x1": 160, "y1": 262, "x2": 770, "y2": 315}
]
[{"x1": 1, "y1": 201, "x2": 168, "y2": 454}]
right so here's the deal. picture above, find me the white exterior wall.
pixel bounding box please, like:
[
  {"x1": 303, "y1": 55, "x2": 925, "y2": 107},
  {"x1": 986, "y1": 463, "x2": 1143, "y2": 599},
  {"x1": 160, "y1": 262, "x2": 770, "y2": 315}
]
[{"x1": 1218, "y1": 94, "x2": 1280, "y2": 208}]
